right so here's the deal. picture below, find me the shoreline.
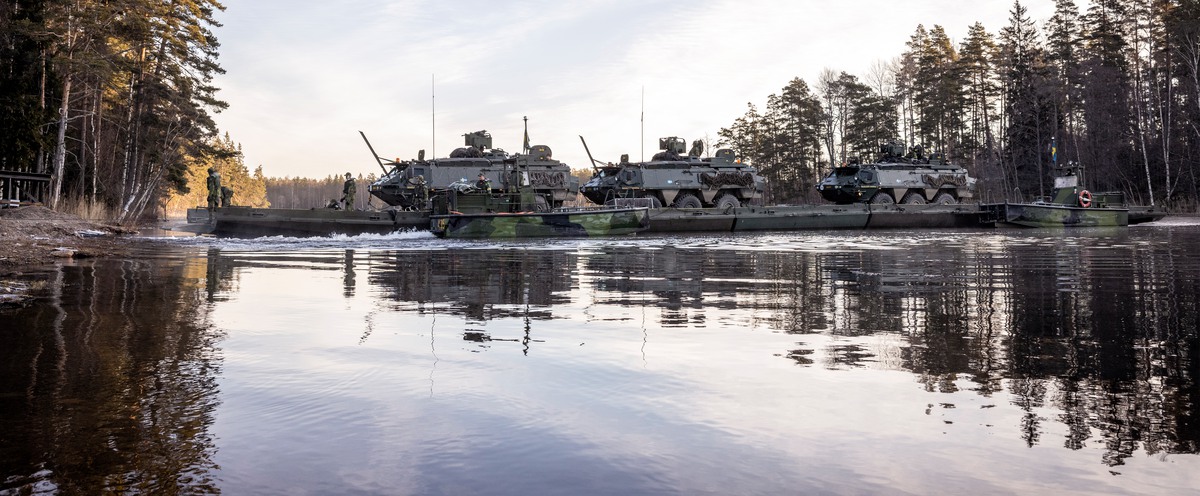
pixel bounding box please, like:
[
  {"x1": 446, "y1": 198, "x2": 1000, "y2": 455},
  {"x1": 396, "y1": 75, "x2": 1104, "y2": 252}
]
[{"x1": 0, "y1": 206, "x2": 137, "y2": 275}]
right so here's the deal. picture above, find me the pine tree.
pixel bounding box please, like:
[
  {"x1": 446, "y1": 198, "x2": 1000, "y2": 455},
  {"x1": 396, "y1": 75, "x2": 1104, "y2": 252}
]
[
  {"x1": 999, "y1": 0, "x2": 1056, "y2": 198},
  {"x1": 1079, "y1": 0, "x2": 1134, "y2": 194},
  {"x1": 958, "y1": 22, "x2": 1000, "y2": 169},
  {"x1": 1046, "y1": 0, "x2": 1083, "y2": 165}
]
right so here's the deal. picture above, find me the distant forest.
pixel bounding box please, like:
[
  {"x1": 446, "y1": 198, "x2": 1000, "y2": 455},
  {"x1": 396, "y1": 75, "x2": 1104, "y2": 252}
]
[
  {"x1": 721, "y1": 0, "x2": 1200, "y2": 207},
  {"x1": 3, "y1": 1, "x2": 1200, "y2": 220}
]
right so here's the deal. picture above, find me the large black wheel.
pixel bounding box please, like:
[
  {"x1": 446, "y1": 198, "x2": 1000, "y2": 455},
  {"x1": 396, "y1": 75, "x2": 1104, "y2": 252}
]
[
  {"x1": 642, "y1": 194, "x2": 663, "y2": 208},
  {"x1": 933, "y1": 192, "x2": 957, "y2": 204},
  {"x1": 900, "y1": 192, "x2": 927, "y2": 204},
  {"x1": 673, "y1": 192, "x2": 703, "y2": 208},
  {"x1": 869, "y1": 191, "x2": 895, "y2": 204},
  {"x1": 715, "y1": 194, "x2": 741, "y2": 209}
]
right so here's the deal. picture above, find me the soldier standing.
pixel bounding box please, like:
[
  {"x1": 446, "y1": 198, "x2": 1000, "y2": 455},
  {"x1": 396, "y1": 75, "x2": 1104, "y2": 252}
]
[
  {"x1": 206, "y1": 168, "x2": 221, "y2": 213},
  {"x1": 342, "y1": 172, "x2": 356, "y2": 211},
  {"x1": 412, "y1": 175, "x2": 427, "y2": 208},
  {"x1": 475, "y1": 172, "x2": 491, "y2": 193}
]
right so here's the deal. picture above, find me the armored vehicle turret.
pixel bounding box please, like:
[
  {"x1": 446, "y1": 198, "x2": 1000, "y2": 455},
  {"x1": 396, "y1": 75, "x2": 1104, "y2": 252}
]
[
  {"x1": 816, "y1": 141, "x2": 976, "y2": 204},
  {"x1": 366, "y1": 130, "x2": 579, "y2": 211},
  {"x1": 580, "y1": 137, "x2": 765, "y2": 208}
]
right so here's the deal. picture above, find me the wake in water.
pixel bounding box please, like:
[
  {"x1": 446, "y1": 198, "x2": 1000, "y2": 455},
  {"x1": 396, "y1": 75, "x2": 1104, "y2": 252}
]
[{"x1": 141, "y1": 216, "x2": 1195, "y2": 254}]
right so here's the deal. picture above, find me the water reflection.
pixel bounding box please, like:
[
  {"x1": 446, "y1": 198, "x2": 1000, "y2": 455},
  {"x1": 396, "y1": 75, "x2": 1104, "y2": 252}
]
[
  {"x1": 1, "y1": 258, "x2": 221, "y2": 494},
  {"x1": 3, "y1": 226, "x2": 1199, "y2": 493},
  {"x1": 355, "y1": 230, "x2": 1200, "y2": 467}
]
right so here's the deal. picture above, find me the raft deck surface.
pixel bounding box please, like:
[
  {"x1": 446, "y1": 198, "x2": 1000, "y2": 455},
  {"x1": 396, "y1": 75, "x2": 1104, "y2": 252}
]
[{"x1": 206, "y1": 207, "x2": 429, "y2": 238}]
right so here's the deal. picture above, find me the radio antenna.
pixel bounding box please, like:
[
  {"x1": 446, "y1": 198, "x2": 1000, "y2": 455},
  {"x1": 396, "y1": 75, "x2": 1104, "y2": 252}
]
[{"x1": 431, "y1": 74, "x2": 436, "y2": 158}]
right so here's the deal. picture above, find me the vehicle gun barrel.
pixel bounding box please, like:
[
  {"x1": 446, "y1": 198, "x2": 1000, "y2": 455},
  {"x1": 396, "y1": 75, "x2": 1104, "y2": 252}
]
[
  {"x1": 358, "y1": 131, "x2": 391, "y2": 175},
  {"x1": 579, "y1": 135, "x2": 600, "y2": 170}
]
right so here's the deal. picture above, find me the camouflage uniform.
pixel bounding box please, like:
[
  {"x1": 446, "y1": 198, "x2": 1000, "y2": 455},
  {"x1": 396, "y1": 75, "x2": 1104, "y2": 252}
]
[
  {"x1": 412, "y1": 175, "x2": 427, "y2": 207},
  {"x1": 475, "y1": 174, "x2": 491, "y2": 193},
  {"x1": 342, "y1": 173, "x2": 356, "y2": 211},
  {"x1": 206, "y1": 168, "x2": 221, "y2": 211},
  {"x1": 220, "y1": 186, "x2": 234, "y2": 207}
]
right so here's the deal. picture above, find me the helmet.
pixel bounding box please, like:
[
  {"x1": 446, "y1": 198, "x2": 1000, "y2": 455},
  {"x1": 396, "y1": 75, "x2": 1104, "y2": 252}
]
[{"x1": 345, "y1": 172, "x2": 352, "y2": 178}]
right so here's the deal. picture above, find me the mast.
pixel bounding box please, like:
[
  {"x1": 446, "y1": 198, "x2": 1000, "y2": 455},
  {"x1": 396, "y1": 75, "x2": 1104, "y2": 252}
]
[
  {"x1": 432, "y1": 74, "x2": 436, "y2": 159},
  {"x1": 523, "y1": 115, "x2": 530, "y2": 154}
]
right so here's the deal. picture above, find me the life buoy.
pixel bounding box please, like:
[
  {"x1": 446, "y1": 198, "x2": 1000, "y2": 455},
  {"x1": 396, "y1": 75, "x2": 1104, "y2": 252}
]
[{"x1": 1078, "y1": 190, "x2": 1092, "y2": 208}]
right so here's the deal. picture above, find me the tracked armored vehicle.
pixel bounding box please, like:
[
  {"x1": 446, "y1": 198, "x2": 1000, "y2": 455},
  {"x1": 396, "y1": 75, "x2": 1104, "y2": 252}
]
[
  {"x1": 816, "y1": 141, "x2": 976, "y2": 205},
  {"x1": 366, "y1": 130, "x2": 579, "y2": 211},
  {"x1": 580, "y1": 137, "x2": 764, "y2": 209}
]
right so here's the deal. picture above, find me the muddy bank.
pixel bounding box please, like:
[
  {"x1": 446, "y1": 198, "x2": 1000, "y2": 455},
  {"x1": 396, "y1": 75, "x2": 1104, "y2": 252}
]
[{"x1": 0, "y1": 206, "x2": 136, "y2": 274}]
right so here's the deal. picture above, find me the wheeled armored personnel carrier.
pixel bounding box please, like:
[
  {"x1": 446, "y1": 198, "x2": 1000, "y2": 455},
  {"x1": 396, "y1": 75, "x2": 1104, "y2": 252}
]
[
  {"x1": 580, "y1": 137, "x2": 764, "y2": 208},
  {"x1": 816, "y1": 141, "x2": 976, "y2": 204},
  {"x1": 366, "y1": 130, "x2": 579, "y2": 211}
]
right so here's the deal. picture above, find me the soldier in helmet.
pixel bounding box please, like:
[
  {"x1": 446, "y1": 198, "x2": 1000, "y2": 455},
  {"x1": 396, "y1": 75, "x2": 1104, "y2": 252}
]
[
  {"x1": 206, "y1": 167, "x2": 221, "y2": 215},
  {"x1": 342, "y1": 172, "x2": 356, "y2": 211},
  {"x1": 411, "y1": 174, "x2": 428, "y2": 208},
  {"x1": 220, "y1": 185, "x2": 234, "y2": 207},
  {"x1": 475, "y1": 172, "x2": 492, "y2": 193}
]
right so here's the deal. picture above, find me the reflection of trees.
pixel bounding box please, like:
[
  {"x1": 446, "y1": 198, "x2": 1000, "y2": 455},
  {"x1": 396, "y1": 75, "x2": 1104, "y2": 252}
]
[
  {"x1": 0, "y1": 259, "x2": 221, "y2": 493},
  {"x1": 367, "y1": 235, "x2": 1197, "y2": 466},
  {"x1": 785, "y1": 233, "x2": 1199, "y2": 466},
  {"x1": 999, "y1": 238, "x2": 1200, "y2": 465}
]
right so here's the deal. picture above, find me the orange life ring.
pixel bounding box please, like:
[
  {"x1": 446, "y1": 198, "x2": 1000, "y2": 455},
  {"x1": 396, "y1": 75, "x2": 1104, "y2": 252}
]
[{"x1": 1078, "y1": 190, "x2": 1092, "y2": 208}]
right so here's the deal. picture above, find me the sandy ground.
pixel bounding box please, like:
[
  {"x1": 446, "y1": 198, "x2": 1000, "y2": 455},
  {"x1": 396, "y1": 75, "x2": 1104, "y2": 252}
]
[{"x1": 0, "y1": 206, "x2": 136, "y2": 274}]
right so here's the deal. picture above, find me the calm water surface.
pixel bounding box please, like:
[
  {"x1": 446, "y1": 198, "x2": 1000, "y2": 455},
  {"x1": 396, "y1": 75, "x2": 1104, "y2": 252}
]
[{"x1": 3, "y1": 220, "x2": 1200, "y2": 495}]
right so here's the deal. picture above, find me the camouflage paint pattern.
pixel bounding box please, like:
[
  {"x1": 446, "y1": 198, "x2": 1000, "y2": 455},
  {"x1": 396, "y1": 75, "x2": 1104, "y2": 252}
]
[
  {"x1": 988, "y1": 203, "x2": 1129, "y2": 228},
  {"x1": 431, "y1": 207, "x2": 649, "y2": 239}
]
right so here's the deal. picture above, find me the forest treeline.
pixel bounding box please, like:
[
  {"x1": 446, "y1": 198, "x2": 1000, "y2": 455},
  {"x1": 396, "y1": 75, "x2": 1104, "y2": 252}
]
[
  {"x1": 719, "y1": 0, "x2": 1200, "y2": 207},
  {"x1": 4, "y1": 0, "x2": 1200, "y2": 219},
  {"x1": 1, "y1": 0, "x2": 230, "y2": 221}
]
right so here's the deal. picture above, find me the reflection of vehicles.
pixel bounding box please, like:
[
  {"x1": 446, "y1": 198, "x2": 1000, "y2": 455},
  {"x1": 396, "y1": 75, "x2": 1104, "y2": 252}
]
[
  {"x1": 816, "y1": 141, "x2": 976, "y2": 205},
  {"x1": 365, "y1": 130, "x2": 579, "y2": 210},
  {"x1": 580, "y1": 137, "x2": 764, "y2": 208}
]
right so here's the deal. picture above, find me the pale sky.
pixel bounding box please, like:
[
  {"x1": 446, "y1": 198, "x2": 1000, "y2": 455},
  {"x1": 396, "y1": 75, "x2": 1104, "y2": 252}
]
[{"x1": 211, "y1": 0, "x2": 1060, "y2": 180}]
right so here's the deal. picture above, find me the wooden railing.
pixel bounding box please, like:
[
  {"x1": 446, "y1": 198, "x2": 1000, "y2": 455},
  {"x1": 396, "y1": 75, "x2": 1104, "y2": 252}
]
[{"x1": 0, "y1": 170, "x2": 51, "y2": 207}]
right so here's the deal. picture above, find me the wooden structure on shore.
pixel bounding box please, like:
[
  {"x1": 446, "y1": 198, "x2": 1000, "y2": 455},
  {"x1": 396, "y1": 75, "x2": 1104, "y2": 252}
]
[{"x1": 0, "y1": 169, "x2": 51, "y2": 207}]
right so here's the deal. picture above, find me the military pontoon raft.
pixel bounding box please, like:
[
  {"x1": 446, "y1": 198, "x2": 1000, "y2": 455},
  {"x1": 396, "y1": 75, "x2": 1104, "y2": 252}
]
[
  {"x1": 179, "y1": 206, "x2": 428, "y2": 237},
  {"x1": 430, "y1": 206, "x2": 650, "y2": 239},
  {"x1": 180, "y1": 200, "x2": 1164, "y2": 238},
  {"x1": 979, "y1": 162, "x2": 1166, "y2": 228}
]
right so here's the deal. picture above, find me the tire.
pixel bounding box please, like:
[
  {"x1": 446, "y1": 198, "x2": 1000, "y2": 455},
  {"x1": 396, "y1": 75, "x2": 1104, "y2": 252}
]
[
  {"x1": 673, "y1": 192, "x2": 703, "y2": 208},
  {"x1": 933, "y1": 192, "x2": 957, "y2": 204},
  {"x1": 642, "y1": 194, "x2": 663, "y2": 208},
  {"x1": 869, "y1": 191, "x2": 895, "y2": 204},
  {"x1": 900, "y1": 192, "x2": 926, "y2": 204},
  {"x1": 715, "y1": 194, "x2": 741, "y2": 209}
]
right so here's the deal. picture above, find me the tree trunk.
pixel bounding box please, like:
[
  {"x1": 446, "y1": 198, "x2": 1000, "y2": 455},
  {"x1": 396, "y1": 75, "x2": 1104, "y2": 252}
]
[{"x1": 50, "y1": 75, "x2": 72, "y2": 209}]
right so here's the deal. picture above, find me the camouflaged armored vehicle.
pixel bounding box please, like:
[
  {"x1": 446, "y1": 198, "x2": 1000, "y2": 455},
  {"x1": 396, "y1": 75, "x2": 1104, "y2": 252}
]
[
  {"x1": 366, "y1": 130, "x2": 579, "y2": 211},
  {"x1": 580, "y1": 137, "x2": 764, "y2": 208},
  {"x1": 816, "y1": 141, "x2": 976, "y2": 204}
]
